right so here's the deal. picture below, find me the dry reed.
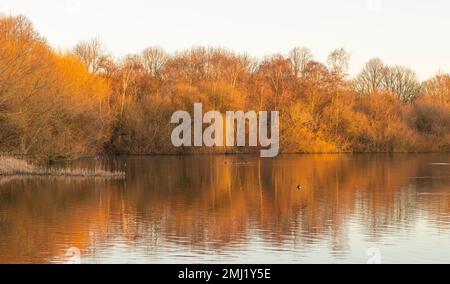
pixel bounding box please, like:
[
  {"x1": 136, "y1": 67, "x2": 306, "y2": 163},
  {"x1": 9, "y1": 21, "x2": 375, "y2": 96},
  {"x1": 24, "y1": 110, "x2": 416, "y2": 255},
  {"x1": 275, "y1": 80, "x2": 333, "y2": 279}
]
[{"x1": 0, "y1": 156, "x2": 125, "y2": 178}]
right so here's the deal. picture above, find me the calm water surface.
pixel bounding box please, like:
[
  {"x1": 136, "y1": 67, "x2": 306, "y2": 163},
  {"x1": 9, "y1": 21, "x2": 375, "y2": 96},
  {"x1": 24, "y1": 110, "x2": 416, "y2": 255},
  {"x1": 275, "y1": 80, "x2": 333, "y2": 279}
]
[{"x1": 1, "y1": 154, "x2": 450, "y2": 264}]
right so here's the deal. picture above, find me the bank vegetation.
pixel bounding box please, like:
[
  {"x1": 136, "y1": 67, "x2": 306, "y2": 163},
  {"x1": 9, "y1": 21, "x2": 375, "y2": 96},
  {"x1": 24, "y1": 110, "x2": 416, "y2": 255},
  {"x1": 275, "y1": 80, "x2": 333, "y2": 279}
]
[{"x1": 1, "y1": 16, "x2": 449, "y2": 159}]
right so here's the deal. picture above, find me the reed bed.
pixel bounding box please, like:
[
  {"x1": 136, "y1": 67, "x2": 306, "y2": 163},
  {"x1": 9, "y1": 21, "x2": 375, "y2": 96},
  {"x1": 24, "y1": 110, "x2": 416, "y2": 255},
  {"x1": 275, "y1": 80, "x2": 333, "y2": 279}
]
[{"x1": 0, "y1": 156, "x2": 125, "y2": 178}]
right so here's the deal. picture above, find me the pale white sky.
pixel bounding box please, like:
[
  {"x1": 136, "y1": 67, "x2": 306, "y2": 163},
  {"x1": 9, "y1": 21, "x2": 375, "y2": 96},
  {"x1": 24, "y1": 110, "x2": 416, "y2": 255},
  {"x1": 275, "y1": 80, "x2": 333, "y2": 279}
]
[{"x1": 1, "y1": 0, "x2": 449, "y2": 79}]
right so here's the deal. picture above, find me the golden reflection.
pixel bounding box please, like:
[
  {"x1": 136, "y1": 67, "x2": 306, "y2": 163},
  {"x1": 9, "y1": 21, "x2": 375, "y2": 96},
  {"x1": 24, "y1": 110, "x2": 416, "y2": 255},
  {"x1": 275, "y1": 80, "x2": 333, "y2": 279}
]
[{"x1": 0, "y1": 154, "x2": 449, "y2": 263}]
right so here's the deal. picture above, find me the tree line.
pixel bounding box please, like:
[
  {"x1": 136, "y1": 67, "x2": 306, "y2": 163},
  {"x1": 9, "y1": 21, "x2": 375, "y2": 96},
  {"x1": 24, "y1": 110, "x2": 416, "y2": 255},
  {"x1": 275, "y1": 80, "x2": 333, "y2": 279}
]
[{"x1": 1, "y1": 16, "x2": 449, "y2": 159}]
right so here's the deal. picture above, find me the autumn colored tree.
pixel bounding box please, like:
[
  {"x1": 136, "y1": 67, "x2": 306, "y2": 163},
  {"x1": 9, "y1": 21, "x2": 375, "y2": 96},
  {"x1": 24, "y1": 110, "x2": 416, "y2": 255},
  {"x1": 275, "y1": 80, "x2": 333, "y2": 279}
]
[
  {"x1": 0, "y1": 16, "x2": 111, "y2": 159},
  {"x1": 1, "y1": 15, "x2": 449, "y2": 157}
]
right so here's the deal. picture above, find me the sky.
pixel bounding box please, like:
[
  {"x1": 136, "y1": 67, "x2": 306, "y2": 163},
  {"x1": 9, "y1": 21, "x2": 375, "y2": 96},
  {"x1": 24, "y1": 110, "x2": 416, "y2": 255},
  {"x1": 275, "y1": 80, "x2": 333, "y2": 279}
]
[{"x1": 0, "y1": 0, "x2": 449, "y2": 79}]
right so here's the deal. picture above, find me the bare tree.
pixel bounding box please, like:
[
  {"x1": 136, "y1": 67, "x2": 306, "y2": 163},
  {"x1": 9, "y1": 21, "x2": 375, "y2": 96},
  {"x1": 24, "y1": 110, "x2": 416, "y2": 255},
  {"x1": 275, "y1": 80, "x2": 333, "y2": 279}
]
[
  {"x1": 383, "y1": 66, "x2": 422, "y2": 102},
  {"x1": 117, "y1": 56, "x2": 145, "y2": 120},
  {"x1": 141, "y1": 47, "x2": 168, "y2": 77},
  {"x1": 355, "y1": 58, "x2": 387, "y2": 95},
  {"x1": 289, "y1": 47, "x2": 313, "y2": 77},
  {"x1": 327, "y1": 48, "x2": 350, "y2": 80},
  {"x1": 356, "y1": 58, "x2": 422, "y2": 101},
  {"x1": 73, "y1": 38, "x2": 110, "y2": 75}
]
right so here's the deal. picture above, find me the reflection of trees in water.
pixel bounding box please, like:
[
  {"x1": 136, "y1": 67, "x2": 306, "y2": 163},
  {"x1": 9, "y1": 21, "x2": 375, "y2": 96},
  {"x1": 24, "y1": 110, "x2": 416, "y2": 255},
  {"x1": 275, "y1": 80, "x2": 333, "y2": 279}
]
[{"x1": 0, "y1": 154, "x2": 449, "y2": 263}]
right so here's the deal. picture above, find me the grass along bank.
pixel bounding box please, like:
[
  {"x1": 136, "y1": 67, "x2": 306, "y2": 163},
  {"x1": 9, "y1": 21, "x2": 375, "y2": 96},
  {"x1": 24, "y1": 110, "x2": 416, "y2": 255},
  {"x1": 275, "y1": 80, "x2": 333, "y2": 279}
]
[{"x1": 0, "y1": 156, "x2": 125, "y2": 178}]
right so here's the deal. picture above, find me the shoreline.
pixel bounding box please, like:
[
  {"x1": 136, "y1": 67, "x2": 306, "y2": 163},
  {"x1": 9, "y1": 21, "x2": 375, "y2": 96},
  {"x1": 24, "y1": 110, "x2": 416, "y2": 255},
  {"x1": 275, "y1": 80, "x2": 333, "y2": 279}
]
[{"x1": 3, "y1": 150, "x2": 450, "y2": 160}]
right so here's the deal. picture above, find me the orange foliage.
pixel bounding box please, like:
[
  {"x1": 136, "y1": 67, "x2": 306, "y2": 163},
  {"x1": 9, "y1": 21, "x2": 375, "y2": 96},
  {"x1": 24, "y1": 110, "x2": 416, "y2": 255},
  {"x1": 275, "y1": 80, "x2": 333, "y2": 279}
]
[
  {"x1": 0, "y1": 16, "x2": 111, "y2": 159},
  {"x1": 1, "y1": 15, "x2": 449, "y2": 157}
]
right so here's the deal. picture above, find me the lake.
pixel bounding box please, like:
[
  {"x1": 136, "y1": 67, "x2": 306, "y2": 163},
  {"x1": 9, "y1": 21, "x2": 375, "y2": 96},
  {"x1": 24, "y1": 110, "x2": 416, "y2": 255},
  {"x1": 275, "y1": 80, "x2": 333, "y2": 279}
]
[{"x1": 0, "y1": 154, "x2": 450, "y2": 264}]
